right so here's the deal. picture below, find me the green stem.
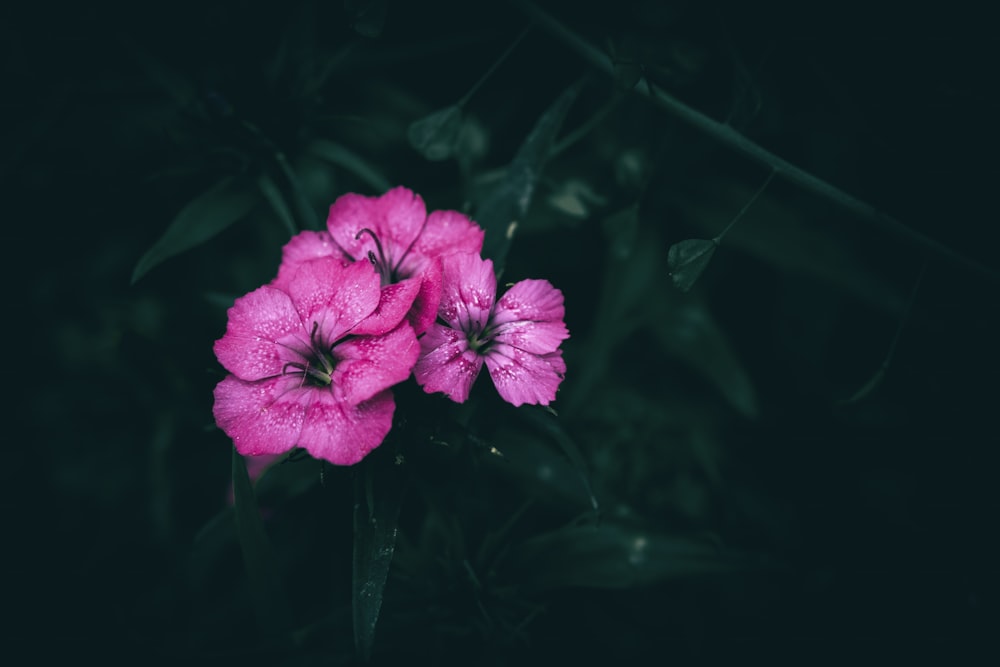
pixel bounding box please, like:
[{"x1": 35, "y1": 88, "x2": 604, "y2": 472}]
[
  {"x1": 507, "y1": 0, "x2": 999, "y2": 284},
  {"x1": 458, "y1": 23, "x2": 533, "y2": 107},
  {"x1": 714, "y1": 168, "x2": 776, "y2": 243}
]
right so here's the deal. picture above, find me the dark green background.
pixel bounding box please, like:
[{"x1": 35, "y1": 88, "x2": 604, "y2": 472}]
[{"x1": 7, "y1": 0, "x2": 998, "y2": 664}]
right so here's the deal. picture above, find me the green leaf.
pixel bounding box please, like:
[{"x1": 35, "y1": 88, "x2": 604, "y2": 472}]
[
  {"x1": 256, "y1": 173, "x2": 297, "y2": 236},
  {"x1": 131, "y1": 176, "x2": 258, "y2": 283},
  {"x1": 503, "y1": 522, "x2": 734, "y2": 592},
  {"x1": 476, "y1": 82, "x2": 582, "y2": 271},
  {"x1": 353, "y1": 443, "x2": 407, "y2": 661},
  {"x1": 306, "y1": 139, "x2": 392, "y2": 193},
  {"x1": 838, "y1": 364, "x2": 887, "y2": 405},
  {"x1": 407, "y1": 105, "x2": 463, "y2": 161},
  {"x1": 667, "y1": 238, "x2": 718, "y2": 292},
  {"x1": 649, "y1": 288, "x2": 759, "y2": 418},
  {"x1": 231, "y1": 447, "x2": 294, "y2": 640},
  {"x1": 520, "y1": 408, "x2": 598, "y2": 514}
]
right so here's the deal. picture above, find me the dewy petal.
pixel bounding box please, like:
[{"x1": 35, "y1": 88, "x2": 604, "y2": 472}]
[
  {"x1": 213, "y1": 374, "x2": 308, "y2": 456},
  {"x1": 491, "y1": 319, "x2": 569, "y2": 356},
  {"x1": 351, "y1": 277, "x2": 422, "y2": 336},
  {"x1": 408, "y1": 257, "x2": 442, "y2": 335},
  {"x1": 484, "y1": 342, "x2": 565, "y2": 407},
  {"x1": 285, "y1": 258, "x2": 381, "y2": 344},
  {"x1": 411, "y1": 209, "x2": 484, "y2": 258},
  {"x1": 331, "y1": 322, "x2": 419, "y2": 405},
  {"x1": 273, "y1": 230, "x2": 342, "y2": 290},
  {"x1": 297, "y1": 389, "x2": 396, "y2": 465},
  {"x1": 438, "y1": 253, "x2": 496, "y2": 334},
  {"x1": 414, "y1": 323, "x2": 484, "y2": 403},
  {"x1": 213, "y1": 285, "x2": 306, "y2": 381},
  {"x1": 491, "y1": 279, "x2": 566, "y2": 326},
  {"x1": 326, "y1": 187, "x2": 427, "y2": 265}
]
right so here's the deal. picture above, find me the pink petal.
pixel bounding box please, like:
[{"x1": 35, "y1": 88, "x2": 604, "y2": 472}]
[
  {"x1": 491, "y1": 279, "x2": 565, "y2": 326},
  {"x1": 351, "y1": 277, "x2": 422, "y2": 336},
  {"x1": 407, "y1": 258, "x2": 443, "y2": 335},
  {"x1": 245, "y1": 453, "x2": 283, "y2": 482},
  {"x1": 332, "y1": 322, "x2": 419, "y2": 405},
  {"x1": 213, "y1": 374, "x2": 308, "y2": 456},
  {"x1": 412, "y1": 209, "x2": 484, "y2": 258},
  {"x1": 438, "y1": 253, "x2": 496, "y2": 333},
  {"x1": 491, "y1": 319, "x2": 569, "y2": 355},
  {"x1": 414, "y1": 323, "x2": 484, "y2": 403},
  {"x1": 297, "y1": 390, "x2": 396, "y2": 465},
  {"x1": 484, "y1": 342, "x2": 565, "y2": 407},
  {"x1": 326, "y1": 187, "x2": 426, "y2": 266},
  {"x1": 285, "y1": 258, "x2": 381, "y2": 344},
  {"x1": 213, "y1": 285, "x2": 306, "y2": 381},
  {"x1": 273, "y1": 230, "x2": 342, "y2": 290}
]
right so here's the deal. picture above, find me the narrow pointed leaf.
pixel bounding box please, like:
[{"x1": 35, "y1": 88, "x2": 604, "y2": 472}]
[
  {"x1": 477, "y1": 82, "x2": 582, "y2": 270},
  {"x1": 521, "y1": 408, "x2": 598, "y2": 514},
  {"x1": 650, "y1": 288, "x2": 759, "y2": 418},
  {"x1": 257, "y1": 173, "x2": 297, "y2": 235},
  {"x1": 503, "y1": 522, "x2": 735, "y2": 592},
  {"x1": 353, "y1": 443, "x2": 407, "y2": 661},
  {"x1": 231, "y1": 447, "x2": 294, "y2": 639},
  {"x1": 407, "y1": 105, "x2": 463, "y2": 161},
  {"x1": 667, "y1": 238, "x2": 718, "y2": 291},
  {"x1": 132, "y1": 176, "x2": 258, "y2": 283},
  {"x1": 838, "y1": 364, "x2": 887, "y2": 406},
  {"x1": 306, "y1": 139, "x2": 391, "y2": 193}
]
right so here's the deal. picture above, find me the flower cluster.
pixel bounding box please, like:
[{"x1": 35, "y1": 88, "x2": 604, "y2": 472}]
[{"x1": 213, "y1": 187, "x2": 569, "y2": 465}]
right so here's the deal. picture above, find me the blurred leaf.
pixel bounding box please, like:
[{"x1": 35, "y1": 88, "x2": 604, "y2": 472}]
[
  {"x1": 484, "y1": 429, "x2": 600, "y2": 511},
  {"x1": 545, "y1": 179, "x2": 607, "y2": 219},
  {"x1": 257, "y1": 173, "x2": 297, "y2": 235},
  {"x1": 306, "y1": 139, "x2": 392, "y2": 193},
  {"x1": 477, "y1": 82, "x2": 582, "y2": 271},
  {"x1": 671, "y1": 178, "x2": 906, "y2": 314},
  {"x1": 345, "y1": 0, "x2": 387, "y2": 38},
  {"x1": 649, "y1": 288, "x2": 759, "y2": 418},
  {"x1": 838, "y1": 364, "x2": 887, "y2": 405},
  {"x1": 520, "y1": 408, "x2": 598, "y2": 514},
  {"x1": 601, "y1": 203, "x2": 640, "y2": 260},
  {"x1": 503, "y1": 522, "x2": 733, "y2": 592},
  {"x1": 667, "y1": 238, "x2": 718, "y2": 291},
  {"x1": 119, "y1": 36, "x2": 198, "y2": 110},
  {"x1": 408, "y1": 105, "x2": 463, "y2": 161},
  {"x1": 353, "y1": 444, "x2": 407, "y2": 661},
  {"x1": 231, "y1": 448, "x2": 294, "y2": 639},
  {"x1": 131, "y1": 176, "x2": 259, "y2": 283}
]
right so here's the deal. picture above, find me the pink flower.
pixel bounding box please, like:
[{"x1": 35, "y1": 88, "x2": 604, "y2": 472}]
[
  {"x1": 414, "y1": 253, "x2": 569, "y2": 407},
  {"x1": 213, "y1": 257, "x2": 419, "y2": 465},
  {"x1": 274, "y1": 186, "x2": 484, "y2": 335}
]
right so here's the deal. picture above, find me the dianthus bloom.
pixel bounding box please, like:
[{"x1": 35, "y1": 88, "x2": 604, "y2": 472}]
[
  {"x1": 414, "y1": 253, "x2": 568, "y2": 406},
  {"x1": 273, "y1": 186, "x2": 484, "y2": 335},
  {"x1": 213, "y1": 257, "x2": 418, "y2": 465}
]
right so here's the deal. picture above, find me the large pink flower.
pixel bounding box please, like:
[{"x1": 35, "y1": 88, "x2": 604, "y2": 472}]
[
  {"x1": 414, "y1": 253, "x2": 569, "y2": 407},
  {"x1": 273, "y1": 186, "x2": 484, "y2": 335},
  {"x1": 213, "y1": 257, "x2": 418, "y2": 465}
]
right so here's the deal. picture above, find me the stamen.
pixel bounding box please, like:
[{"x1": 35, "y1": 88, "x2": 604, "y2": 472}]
[
  {"x1": 355, "y1": 228, "x2": 389, "y2": 271},
  {"x1": 393, "y1": 213, "x2": 429, "y2": 277}
]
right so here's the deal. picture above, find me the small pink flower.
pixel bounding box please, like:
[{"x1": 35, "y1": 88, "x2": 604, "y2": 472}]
[
  {"x1": 274, "y1": 186, "x2": 484, "y2": 335},
  {"x1": 213, "y1": 257, "x2": 418, "y2": 465},
  {"x1": 415, "y1": 253, "x2": 569, "y2": 407}
]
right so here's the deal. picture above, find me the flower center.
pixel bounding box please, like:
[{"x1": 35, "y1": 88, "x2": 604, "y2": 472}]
[
  {"x1": 281, "y1": 321, "x2": 338, "y2": 387},
  {"x1": 467, "y1": 327, "x2": 493, "y2": 354}
]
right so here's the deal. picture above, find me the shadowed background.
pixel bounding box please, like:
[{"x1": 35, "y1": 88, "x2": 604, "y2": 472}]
[{"x1": 6, "y1": 0, "x2": 998, "y2": 664}]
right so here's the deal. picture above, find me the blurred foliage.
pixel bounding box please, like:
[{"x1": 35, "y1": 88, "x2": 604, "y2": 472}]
[{"x1": 10, "y1": 0, "x2": 999, "y2": 664}]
